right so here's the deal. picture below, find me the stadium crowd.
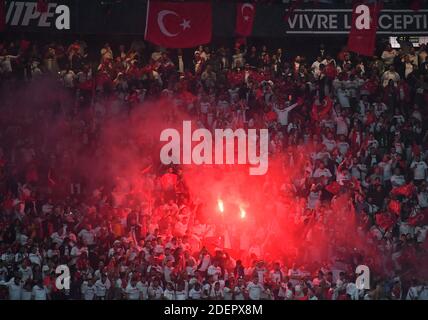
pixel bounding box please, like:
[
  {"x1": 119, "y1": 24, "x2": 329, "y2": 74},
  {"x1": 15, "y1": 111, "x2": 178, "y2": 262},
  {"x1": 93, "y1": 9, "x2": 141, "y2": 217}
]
[{"x1": 0, "y1": 36, "x2": 428, "y2": 300}]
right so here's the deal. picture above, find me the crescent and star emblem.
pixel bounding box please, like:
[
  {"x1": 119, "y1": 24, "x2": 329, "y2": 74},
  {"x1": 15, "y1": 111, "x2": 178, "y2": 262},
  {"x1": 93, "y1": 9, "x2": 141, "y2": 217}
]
[
  {"x1": 241, "y1": 3, "x2": 254, "y2": 22},
  {"x1": 157, "y1": 10, "x2": 191, "y2": 37}
]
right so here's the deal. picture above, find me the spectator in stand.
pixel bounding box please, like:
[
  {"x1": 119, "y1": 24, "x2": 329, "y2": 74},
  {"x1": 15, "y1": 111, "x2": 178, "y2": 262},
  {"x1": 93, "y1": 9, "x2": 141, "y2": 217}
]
[{"x1": 0, "y1": 37, "x2": 427, "y2": 301}]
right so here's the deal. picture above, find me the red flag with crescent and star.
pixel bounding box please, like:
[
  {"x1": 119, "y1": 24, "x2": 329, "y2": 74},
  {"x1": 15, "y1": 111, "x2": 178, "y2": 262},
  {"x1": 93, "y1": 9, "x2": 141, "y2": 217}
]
[
  {"x1": 236, "y1": 3, "x2": 256, "y2": 37},
  {"x1": 145, "y1": 1, "x2": 212, "y2": 49}
]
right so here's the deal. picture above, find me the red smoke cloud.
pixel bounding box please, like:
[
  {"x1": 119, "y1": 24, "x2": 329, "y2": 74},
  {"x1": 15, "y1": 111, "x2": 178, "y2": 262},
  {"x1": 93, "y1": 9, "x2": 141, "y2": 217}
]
[{"x1": 3, "y1": 79, "x2": 427, "y2": 279}]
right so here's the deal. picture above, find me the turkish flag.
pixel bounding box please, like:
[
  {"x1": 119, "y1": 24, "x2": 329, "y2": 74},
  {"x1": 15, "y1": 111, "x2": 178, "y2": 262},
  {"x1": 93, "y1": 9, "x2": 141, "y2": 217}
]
[
  {"x1": 408, "y1": 213, "x2": 426, "y2": 227},
  {"x1": 375, "y1": 213, "x2": 395, "y2": 231},
  {"x1": 325, "y1": 181, "x2": 341, "y2": 195},
  {"x1": 236, "y1": 3, "x2": 256, "y2": 37},
  {"x1": 347, "y1": 1, "x2": 382, "y2": 57},
  {"x1": 391, "y1": 183, "x2": 415, "y2": 197},
  {"x1": 311, "y1": 96, "x2": 333, "y2": 121},
  {"x1": 145, "y1": 1, "x2": 212, "y2": 49},
  {"x1": 388, "y1": 199, "x2": 401, "y2": 216}
]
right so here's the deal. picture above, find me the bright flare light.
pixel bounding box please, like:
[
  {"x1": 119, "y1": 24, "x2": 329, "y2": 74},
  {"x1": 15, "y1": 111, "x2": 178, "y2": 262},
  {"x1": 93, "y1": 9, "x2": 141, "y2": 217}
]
[
  {"x1": 218, "y1": 199, "x2": 224, "y2": 213},
  {"x1": 240, "y1": 206, "x2": 246, "y2": 219}
]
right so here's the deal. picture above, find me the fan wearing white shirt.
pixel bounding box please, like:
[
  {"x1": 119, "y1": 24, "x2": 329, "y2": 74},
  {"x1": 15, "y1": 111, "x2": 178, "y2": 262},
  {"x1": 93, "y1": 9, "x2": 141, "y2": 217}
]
[
  {"x1": 336, "y1": 165, "x2": 351, "y2": 186},
  {"x1": 410, "y1": 156, "x2": 428, "y2": 182},
  {"x1": 18, "y1": 260, "x2": 33, "y2": 282},
  {"x1": 21, "y1": 281, "x2": 33, "y2": 300},
  {"x1": 307, "y1": 184, "x2": 322, "y2": 210},
  {"x1": 0, "y1": 53, "x2": 19, "y2": 74},
  {"x1": 62, "y1": 69, "x2": 76, "y2": 88},
  {"x1": 137, "y1": 279, "x2": 149, "y2": 300},
  {"x1": 50, "y1": 227, "x2": 67, "y2": 246},
  {"x1": 198, "y1": 249, "x2": 211, "y2": 272},
  {"x1": 346, "y1": 282, "x2": 360, "y2": 300},
  {"x1": 0, "y1": 276, "x2": 23, "y2": 300},
  {"x1": 14, "y1": 249, "x2": 27, "y2": 266},
  {"x1": 418, "y1": 285, "x2": 428, "y2": 300},
  {"x1": 337, "y1": 136, "x2": 350, "y2": 156},
  {"x1": 254, "y1": 263, "x2": 267, "y2": 284},
  {"x1": 207, "y1": 261, "x2": 222, "y2": 282},
  {"x1": 417, "y1": 189, "x2": 428, "y2": 208},
  {"x1": 406, "y1": 280, "x2": 423, "y2": 300},
  {"x1": 415, "y1": 225, "x2": 428, "y2": 244},
  {"x1": 311, "y1": 57, "x2": 323, "y2": 78},
  {"x1": 374, "y1": 101, "x2": 388, "y2": 118},
  {"x1": 288, "y1": 264, "x2": 304, "y2": 287},
  {"x1": 125, "y1": 278, "x2": 142, "y2": 300},
  {"x1": 270, "y1": 263, "x2": 283, "y2": 285},
  {"x1": 78, "y1": 224, "x2": 96, "y2": 246},
  {"x1": 189, "y1": 282, "x2": 202, "y2": 300},
  {"x1": 81, "y1": 278, "x2": 97, "y2": 300},
  {"x1": 70, "y1": 242, "x2": 83, "y2": 266},
  {"x1": 163, "y1": 260, "x2": 175, "y2": 283},
  {"x1": 209, "y1": 281, "x2": 224, "y2": 300},
  {"x1": 390, "y1": 168, "x2": 406, "y2": 187},
  {"x1": 335, "y1": 113, "x2": 350, "y2": 137},
  {"x1": 279, "y1": 282, "x2": 294, "y2": 300},
  {"x1": 95, "y1": 274, "x2": 111, "y2": 300},
  {"x1": 381, "y1": 65, "x2": 400, "y2": 87},
  {"x1": 313, "y1": 163, "x2": 333, "y2": 180},
  {"x1": 274, "y1": 100, "x2": 301, "y2": 127},
  {"x1": 94, "y1": 261, "x2": 106, "y2": 280},
  {"x1": 201, "y1": 282, "x2": 211, "y2": 299},
  {"x1": 246, "y1": 277, "x2": 264, "y2": 300},
  {"x1": 233, "y1": 278, "x2": 246, "y2": 300},
  {"x1": 148, "y1": 280, "x2": 164, "y2": 300},
  {"x1": 163, "y1": 282, "x2": 176, "y2": 300},
  {"x1": 322, "y1": 132, "x2": 337, "y2": 152},
  {"x1": 378, "y1": 155, "x2": 393, "y2": 183},
  {"x1": 29, "y1": 247, "x2": 42, "y2": 266},
  {"x1": 175, "y1": 284, "x2": 187, "y2": 300},
  {"x1": 223, "y1": 280, "x2": 233, "y2": 300},
  {"x1": 32, "y1": 280, "x2": 49, "y2": 300}
]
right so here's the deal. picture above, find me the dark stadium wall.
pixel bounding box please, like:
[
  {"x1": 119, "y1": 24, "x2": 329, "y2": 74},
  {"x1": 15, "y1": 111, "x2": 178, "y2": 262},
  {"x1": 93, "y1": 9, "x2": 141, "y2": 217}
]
[
  {"x1": 0, "y1": 0, "x2": 422, "y2": 63},
  {"x1": 3, "y1": 0, "x2": 427, "y2": 35}
]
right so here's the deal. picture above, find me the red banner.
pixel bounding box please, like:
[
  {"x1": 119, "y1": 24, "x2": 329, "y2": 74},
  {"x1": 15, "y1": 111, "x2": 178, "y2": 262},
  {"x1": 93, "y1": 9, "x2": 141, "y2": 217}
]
[
  {"x1": 145, "y1": 1, "x2": 212, "y2": 49},
  {"x1": 391, "y1": 183, "x2": 415, "y2": 197},
  {"x1": 347, "y1": 1, "x2": 382, "y2": 56},
  {"x1": 236, "y1": 3, "x2": 256, "y2": 37}
]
